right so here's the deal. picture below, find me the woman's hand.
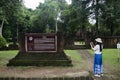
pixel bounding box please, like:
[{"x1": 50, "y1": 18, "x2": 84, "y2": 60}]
[
  {"x1": 90, "y1": 42, "x2": 94, "y2": 48},
  {"x1": 90, "y1": 42, "x2": 93, "y2": 45}
]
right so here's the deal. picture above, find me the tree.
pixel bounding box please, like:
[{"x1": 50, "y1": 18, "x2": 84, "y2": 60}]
[
  {"x1": 89, "y1": 0, "x2": 105, "y2": 36},
  {"x1": 31, "y1": 0, "x2": 67, "y2": 33},
  {"x1": 0, "y1": 0, "x2": 7, "y2": 36},
  {"x1": 0, "y1": 0, "x2": 24, "y2": 44},
  {"x1": 101, "y1": 0, "x2": 120, "y2": 36},
  {"x1": 59, "y1": 0, "x2": 91, "y2": 47}
]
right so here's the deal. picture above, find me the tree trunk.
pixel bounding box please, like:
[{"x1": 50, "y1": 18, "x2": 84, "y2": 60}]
[
  {"x1": 0, "y1": 19, "x2": 5, "y2": 36},
  {"x1": 95, "y1": 0, "x2": 99, "y2": 37},
  {"x1": 110, "y1": 23, "x2": 114, "y2": 36}
]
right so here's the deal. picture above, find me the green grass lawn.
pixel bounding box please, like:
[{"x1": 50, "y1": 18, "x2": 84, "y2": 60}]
[
  {"x1": 0, "y1": 49, "x2": 119, "y2": 78},
  {"x1": 0, "y1": 50, "x2": 18, "y2": 66},
  {"x1": 0, "y1": 50, "x2": 82, "y2": 67},
  {"x1": 65, "y1": 50, "x2": 82, "y2": 62},
  {"x1": 64, "y1": 50, "x2": 84, "y2": 68},
  {"x1": 88, "y1": 49, "x2": 120, "y2": 70},
  {"x1": 0, "y1": 49, "x2": 119, "y2": 70}
]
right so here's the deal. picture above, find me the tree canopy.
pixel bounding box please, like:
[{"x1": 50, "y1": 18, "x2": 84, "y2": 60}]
[{"x1": 0, "y1": 0, "x2": 120, "y2": 45}]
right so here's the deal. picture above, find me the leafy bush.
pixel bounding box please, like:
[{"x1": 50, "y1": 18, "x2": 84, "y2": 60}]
[{"x1": 0, "y1": 36, "x2": 7, "y2": 48}]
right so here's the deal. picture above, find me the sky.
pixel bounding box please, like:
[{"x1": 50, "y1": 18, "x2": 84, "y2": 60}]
[{"x1": 23, "y1": 0, "x2": 72, "y2": 10}]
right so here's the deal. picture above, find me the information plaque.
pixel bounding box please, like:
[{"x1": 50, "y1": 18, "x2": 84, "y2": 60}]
[{"x1": 25, "y1": 33, "x2": 57, "y2": 52}]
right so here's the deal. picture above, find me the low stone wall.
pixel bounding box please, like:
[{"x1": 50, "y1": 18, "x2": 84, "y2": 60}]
[{"x1": 0, "y1": 76, "x2": 93, "y2": 80}]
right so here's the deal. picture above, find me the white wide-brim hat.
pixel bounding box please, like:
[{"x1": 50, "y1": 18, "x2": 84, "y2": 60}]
[{"x1": 95, "y1": 38, "x2": 102, "y2": 43}]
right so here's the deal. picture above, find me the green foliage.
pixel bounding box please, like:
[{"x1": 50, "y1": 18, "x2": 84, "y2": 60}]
[
  {"x1": 0, "y1": 0, "x2": 120, "y2": 45},
  {"x1": 0, "y1": 36, "x2": 7, "y2": 48},
  {"x1": 29, "y1": 0, "x2": 67, "y2": 33},
  {"x1": 0, "y1": 0, "x2": 24, "y2": 44},
  {"x1": 59, "y1": 0, "x2": 91, "y2": 46},
  {"x1": 100, "y1": 0, "x2": 120, "y2": 36},
  {"x1": 65, "y1": 50, "x2": 83, "y2": 67},
  {"x1": 86, "y1": 0, "x2": 120, "y2": 36}
]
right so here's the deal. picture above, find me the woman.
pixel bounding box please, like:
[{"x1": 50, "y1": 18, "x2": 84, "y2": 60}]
[{"x1": 90, "y1": 38, "x2": 103, "y2": 77}]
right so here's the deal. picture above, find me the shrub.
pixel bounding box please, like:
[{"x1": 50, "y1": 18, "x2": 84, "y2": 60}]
[{"x1": 0, "y1": 36, "x2": 7, "y2": 48}]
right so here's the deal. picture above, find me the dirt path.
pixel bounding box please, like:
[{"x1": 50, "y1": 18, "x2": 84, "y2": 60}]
[
  {"x1": 78, "y1": 49, "x2": 120, "y2": 80},
  {"x1": 78, "y1": 50, "x2": 93, "y2": 71},
  {"x1": 0, "y1": 66, "x2": 89, "y2": 78}
]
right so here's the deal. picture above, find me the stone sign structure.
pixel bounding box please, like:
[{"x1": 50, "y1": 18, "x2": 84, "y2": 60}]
[{"x1": 7, "y1": 32, "x2": 72, "y2": 66}]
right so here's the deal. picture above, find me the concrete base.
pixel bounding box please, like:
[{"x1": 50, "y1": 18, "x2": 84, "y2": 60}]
[{"x1": 7, "y1": 52, "x2": 72, "y2": 66}]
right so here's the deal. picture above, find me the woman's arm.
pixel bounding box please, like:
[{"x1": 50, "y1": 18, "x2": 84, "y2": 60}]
[{"x1": 90, "y1": 42, "x2": 94, "y2": 49}]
